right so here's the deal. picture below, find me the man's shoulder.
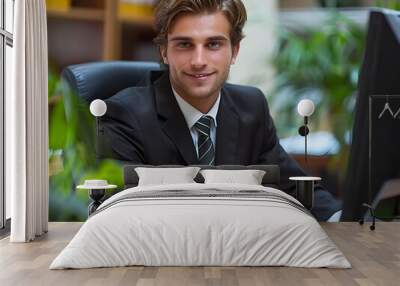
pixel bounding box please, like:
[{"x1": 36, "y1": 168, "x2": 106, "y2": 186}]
[
  {"x1": 223, "y1": 82, "x2": 263, "y2": 96},
  {"x1": 106, "y1": 85, "x2": 154, "y2": 106},
  {"x1": 222, "y1": 82, "x2": 266, "y2": 107}
]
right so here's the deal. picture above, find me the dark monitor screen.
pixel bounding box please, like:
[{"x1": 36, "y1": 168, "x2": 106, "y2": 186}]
[{"x1": 342, "y1": 9, "x2": 400, "y2": 220}]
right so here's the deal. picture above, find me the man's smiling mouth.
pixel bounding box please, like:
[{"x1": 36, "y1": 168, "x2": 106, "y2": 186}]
[{"x1": 185, "y1": 72, "x2": 216, "y2": 79}]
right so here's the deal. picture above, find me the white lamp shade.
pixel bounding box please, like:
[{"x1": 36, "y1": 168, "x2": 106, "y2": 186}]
[
  {"x1": 90, "y1": 99, "x2": 107, "y2": 117},
  {"x1": 297, "y1": 99, "x2": 315, "y2": 117}
]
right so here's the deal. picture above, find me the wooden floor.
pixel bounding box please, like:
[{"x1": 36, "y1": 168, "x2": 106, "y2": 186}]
[{"x1": 0, "y1": 222, "x2": 399, "y2": 286}]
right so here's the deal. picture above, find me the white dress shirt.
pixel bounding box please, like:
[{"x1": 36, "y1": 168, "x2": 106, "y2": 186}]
[{"x1": 172, "y1": 88, "x2": 220, "y2": 157}]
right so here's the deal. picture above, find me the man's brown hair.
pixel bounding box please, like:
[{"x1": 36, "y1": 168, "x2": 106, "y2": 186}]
[{"x1": 153, "y1": 0, "x2": 247, "y2": 47}]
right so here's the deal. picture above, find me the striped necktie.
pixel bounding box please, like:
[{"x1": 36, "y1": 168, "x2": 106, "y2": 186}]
[{"x1": 194, "y1": 115, "x2": 215, "y2": 165}]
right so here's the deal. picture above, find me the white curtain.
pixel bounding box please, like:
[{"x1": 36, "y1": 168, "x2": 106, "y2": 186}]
[{"x1": 7, "y1": 0, "x2": 48, "y2": 242}]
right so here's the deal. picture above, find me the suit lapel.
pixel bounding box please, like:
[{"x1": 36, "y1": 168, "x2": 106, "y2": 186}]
[
  {"x1": 153, "y1": 72, "x2": 198, "y2": 165},
  {"x1": 215, "y1": 87, "x2": 240, "y2": 165}
]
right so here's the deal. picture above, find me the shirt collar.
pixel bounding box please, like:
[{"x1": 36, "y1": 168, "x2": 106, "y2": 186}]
[{"x1": 172, "y1": 87, "x2": 220, "y2": 129}]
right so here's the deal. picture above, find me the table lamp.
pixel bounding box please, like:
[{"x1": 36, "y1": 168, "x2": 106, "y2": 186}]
[
  {"x1": 90, "y1": 99, "x2": 107, "y2": 137},
  {"x1": 297, "y1": 99, "x2": 315, "y2": 164},
  {"x1": 289, "y1": 99, "x2": 319, "y2": 210}
]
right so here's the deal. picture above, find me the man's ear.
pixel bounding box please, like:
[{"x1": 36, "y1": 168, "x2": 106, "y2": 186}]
[
  {"x1": 231, "y1": 42, "x2": 241, "y2": 65},
  {"x1": 160, "y1": 46, "x2": 168, "y2": 65}
]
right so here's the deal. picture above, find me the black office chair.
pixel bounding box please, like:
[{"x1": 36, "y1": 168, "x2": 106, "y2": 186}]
[
  {"x1": 61, "y1": 61, "x2": 163, "y2": 159},
  {"x1": 62, "y1": 61, "x2": 162, "y2": 104}
]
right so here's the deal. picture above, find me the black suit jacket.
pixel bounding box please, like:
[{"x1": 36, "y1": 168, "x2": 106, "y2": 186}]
[{"x1": 102, "y1": 72, "x2": 341, "y2": 221}]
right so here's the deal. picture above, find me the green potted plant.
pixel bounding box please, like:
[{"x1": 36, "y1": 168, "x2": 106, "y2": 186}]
[
  {"x1": 270, "y1": 12, "x2": 365, "y2": 182},
  {"x1": 48, "y1": 68, "x2": 123, "y2": 221}
]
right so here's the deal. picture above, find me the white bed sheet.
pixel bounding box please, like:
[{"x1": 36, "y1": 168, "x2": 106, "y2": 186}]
[{"x1": 50, "y1": 183, "x2": 351, "y2": 269}]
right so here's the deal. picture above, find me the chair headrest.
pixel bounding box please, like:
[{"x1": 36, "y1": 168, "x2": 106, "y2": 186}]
[{"x1": 61, "y1": 61, "x2": 163, "y2": 103}]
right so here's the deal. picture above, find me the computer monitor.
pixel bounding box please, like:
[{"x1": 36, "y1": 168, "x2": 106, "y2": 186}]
[{"x1": 342, "y1": 9, "x2": 400, "y2": 221}]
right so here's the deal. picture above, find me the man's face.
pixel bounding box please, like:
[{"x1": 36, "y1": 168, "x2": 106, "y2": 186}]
[{"x1": 161, "y1": 11, "x2": 240, "y2": 108}]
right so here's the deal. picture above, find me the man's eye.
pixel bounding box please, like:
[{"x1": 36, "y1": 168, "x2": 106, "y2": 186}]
[
  {"x1": 208, "y1": 41, "x2": 221, "y2": 49},
  {"x1": 177, "y1": 42, "x2": 191, "y2": 49}
]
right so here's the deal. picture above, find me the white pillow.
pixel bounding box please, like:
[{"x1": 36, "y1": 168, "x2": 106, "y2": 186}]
[
  {"x1": 135, "y1": 167, "x2": 200, "y2": 186},
  {"x1": 200, "y1": 169, "x2": 266, "y2": 185}
]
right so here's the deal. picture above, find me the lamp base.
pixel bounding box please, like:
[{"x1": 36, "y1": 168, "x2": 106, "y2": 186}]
[{"x1": 88, "y1": 189, "x2": 106, "y2": 216}]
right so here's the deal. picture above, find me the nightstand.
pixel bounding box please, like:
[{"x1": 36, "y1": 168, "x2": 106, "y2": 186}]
[
  {"x1": 289, "y1": 176, "x2": 321, "y2": 210},
  {"x1": 77, "y1": 180, "x2": 117, "y2": 216}
]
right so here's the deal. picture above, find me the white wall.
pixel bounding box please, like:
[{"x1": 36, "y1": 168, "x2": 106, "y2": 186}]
[{"x1": 229, "y1": 0, "x2": 278, "y2": 95}]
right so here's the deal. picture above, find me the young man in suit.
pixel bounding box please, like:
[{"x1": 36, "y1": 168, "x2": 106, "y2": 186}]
[{"x1": 102, "y1": 0, "x2": 341, "y2": 221}]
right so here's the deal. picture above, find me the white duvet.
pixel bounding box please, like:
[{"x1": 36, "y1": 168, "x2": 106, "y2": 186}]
[{"x1": 50, "y1": 183, "x2": 351, "y2": 269}]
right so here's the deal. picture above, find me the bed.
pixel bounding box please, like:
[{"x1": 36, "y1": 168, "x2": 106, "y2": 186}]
[{"x1": 50, "y1": 165, "x2": 350, "y2": 269}]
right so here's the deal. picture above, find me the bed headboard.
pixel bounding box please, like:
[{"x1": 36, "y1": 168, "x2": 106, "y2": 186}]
[{"x1": 123, "y1": 165, "x2": 280, "y2": 189}]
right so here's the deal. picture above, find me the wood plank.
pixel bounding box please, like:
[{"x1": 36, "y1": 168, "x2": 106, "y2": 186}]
[
  {"x1": 103, "y1": 0, "x2": 120, "y2": 60},
  {"x1": 47, "y1": 8, "x2": 104, "y2": 22},
  {"x1": 119, "y1": 15, "x2": 154, "y2": 27}
]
